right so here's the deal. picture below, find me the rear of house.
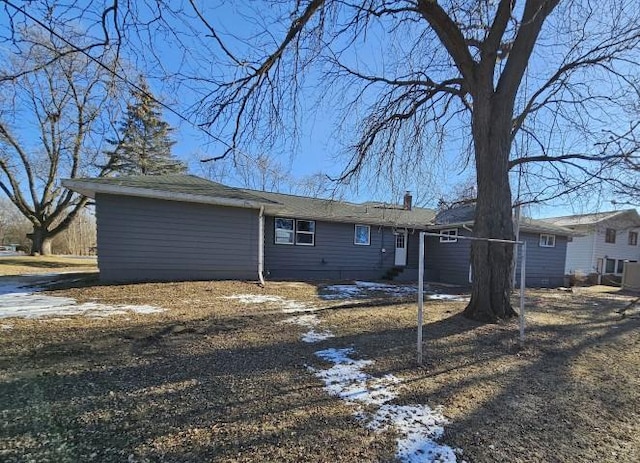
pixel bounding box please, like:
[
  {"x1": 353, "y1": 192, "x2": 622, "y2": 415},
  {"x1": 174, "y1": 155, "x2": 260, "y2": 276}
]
[
  {"x1": 64, "y1": 175, "x2": 434, "y2": 283},
  {"x1": 64, "y1": 175, "x2": 570, "y2": 288}
]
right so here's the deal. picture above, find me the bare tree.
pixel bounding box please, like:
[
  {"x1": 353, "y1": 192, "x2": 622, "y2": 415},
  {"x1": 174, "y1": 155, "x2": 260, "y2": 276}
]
[
  {"x1": 0, "y1": 27, "x2": 120, "y2": 254},
  {"x1": 0, "y1": 198, "x2": 30, "y2": 249}
]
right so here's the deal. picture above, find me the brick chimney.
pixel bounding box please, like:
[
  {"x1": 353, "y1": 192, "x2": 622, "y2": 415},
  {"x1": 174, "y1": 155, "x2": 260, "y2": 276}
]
[{"x1": 403, "y1": 191, "x2": 413, "y2": 211}]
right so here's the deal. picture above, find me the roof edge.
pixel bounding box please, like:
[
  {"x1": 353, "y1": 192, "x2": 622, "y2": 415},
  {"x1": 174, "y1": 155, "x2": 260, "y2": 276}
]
[{"x1": 62, "y1": 179, "x2": 266, "y2": 210}]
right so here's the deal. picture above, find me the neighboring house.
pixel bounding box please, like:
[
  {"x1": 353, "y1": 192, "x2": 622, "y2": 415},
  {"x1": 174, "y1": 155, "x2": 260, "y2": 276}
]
[
  {"x1": 63, "y1": 174, "x2": 571, "y2": 287},
  {"x1": 424, "y1": 202, "x2": 572, "y2": 287},
  {"x1": 544, "y1": 209, "x2": 640, "y2": 278}
]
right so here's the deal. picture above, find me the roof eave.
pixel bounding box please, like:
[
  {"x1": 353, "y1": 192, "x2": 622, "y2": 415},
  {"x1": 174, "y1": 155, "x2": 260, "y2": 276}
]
[{"x1": 63, "y1": 180, "x2": 266, "y2": 210}]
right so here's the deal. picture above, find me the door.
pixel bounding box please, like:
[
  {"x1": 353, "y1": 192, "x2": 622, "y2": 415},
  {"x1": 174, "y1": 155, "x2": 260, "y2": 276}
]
[{"x1": 394, "y1": 230, "x2": 407, "y2": 266}]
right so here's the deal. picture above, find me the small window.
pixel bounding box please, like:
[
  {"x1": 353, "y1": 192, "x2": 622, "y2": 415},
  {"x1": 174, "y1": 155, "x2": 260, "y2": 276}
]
[
  {"x1": 539, "y1": 234, "x2": 556, "y2": 247},
  {"x1": 275, "y1": 218, "x2": 294, "y2": 245},
  {"x1": 354, "y1": 225, "x2": 371, "y2": 245},
  {"x1": 440, "y1": 228, "x2": 458, "y2": 243},
  {"x1": 605, "y1": 228, "x2": 616, "y2": 243},
  {"x1": 616, "y1": 260, "x2": 625, "y2": 274},
  {"x1": 295, "y1": 220, "x2": 315, "y2": 246},
  {"x1": 629, "y1": 231, "x2": 638, "y2": 246},
  {"x1": 605, "y1": 258, "x2": 616, "y2": 274}
]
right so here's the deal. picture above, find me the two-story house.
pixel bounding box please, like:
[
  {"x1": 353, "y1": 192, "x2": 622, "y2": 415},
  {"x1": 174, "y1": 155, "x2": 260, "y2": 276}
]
[{"x1": 544, "y1": 209, "x2": 640, "y2": 279}]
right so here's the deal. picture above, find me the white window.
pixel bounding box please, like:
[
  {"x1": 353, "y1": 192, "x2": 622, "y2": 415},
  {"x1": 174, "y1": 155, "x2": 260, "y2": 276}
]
[
  {"x1": 616, "y1": 260, "x2": 625, "y2": 274},
  {"x1": 629, "y1": 231, "x2": 638, "y2": 246},
  {"x1": 295, "y1": 220, "x2": 315, "y2": 246},
  {"x1": 440, "y1": 228, "x2": 458, "y2": 243},
  {"x1": 274, "y1": 218, "x2": 295, "y2": 244},
  {"x1": 539, "y1": 234, "x2": 556, "y2": 247},
  {"x1": 275, "y1": 218, "x2": 316, "y2": 245},
  {"x1": 354, "y1": 225, "x2": 371, "y2": 245}
]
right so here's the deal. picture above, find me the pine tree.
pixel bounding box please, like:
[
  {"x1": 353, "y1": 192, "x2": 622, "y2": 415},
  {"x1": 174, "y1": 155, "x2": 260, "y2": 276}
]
[{"x1": 105, "y1": 78, "x2": 187, "y2": 176}]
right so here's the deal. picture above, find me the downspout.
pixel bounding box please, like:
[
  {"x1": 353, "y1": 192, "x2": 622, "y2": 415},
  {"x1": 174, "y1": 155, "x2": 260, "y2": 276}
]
[{"x1": 258, "y1": 206, "x2": 265, "y2": 286}]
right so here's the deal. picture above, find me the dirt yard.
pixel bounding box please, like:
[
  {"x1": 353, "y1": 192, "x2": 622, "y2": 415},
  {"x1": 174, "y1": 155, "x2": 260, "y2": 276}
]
[
  {"x1": 0, "y1": 255, "x2": 97, "y2": 275},
  {"x1": 0, "y1": 276, "x2": 638, "y2": 462}
]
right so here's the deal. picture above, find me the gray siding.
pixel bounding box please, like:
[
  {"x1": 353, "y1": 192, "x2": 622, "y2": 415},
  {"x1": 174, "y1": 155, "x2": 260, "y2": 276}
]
[
  {"x1": 514, "y1": 232, "x2": 568, "y2": 287},
  {"x1": 96, "y1": 194, "x2": 259, "y2": 282},
  {"x1": 424, "y1": 228, "x2": 473, "y2": 285},
  {"x1": 422, "y1": 229, "x2": 567, "y2": 287},
  {"x1": 264, "y1": 217, "x2": 396, "y2": 280}
]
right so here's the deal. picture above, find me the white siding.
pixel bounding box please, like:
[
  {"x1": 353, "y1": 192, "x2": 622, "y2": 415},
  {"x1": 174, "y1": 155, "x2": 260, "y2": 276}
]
[
  {"x1": 593, "y1": 222, "x2": 640, "y2": 274},
  {"x1": 564, "y1": 231, "x2": 596, "y2": 275}
]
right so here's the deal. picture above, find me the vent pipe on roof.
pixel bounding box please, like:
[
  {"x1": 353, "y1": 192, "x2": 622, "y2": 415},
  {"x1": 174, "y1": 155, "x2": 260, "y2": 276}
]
[{"x1": 403, "y1": 191, "x2": 413, "y2": 211}]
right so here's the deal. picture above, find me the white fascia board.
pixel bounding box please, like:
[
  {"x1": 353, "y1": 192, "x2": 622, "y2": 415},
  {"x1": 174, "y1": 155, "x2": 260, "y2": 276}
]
[{"x1": 62, "y1": 180, "x2": 265, "y2": 210}]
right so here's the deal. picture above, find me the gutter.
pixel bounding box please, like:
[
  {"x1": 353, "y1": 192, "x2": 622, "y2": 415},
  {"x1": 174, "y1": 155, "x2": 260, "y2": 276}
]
[{"x1": 258, "y1": 206, "x2": 265, "y2": 286}]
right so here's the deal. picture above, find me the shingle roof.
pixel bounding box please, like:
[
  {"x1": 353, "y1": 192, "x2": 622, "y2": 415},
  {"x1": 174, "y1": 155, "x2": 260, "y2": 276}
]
[
  {"x1": 543, "y1": 209, "x2": 640, "y2": 227},
  {"x1": 430, "y1": 202, "x2": 574, "y2": 235},
  {"x1": 249, "y1": 189, "x2": 436, "y2": 227},
  {"x1": 63, "y1": 175, "x2": 436, "y2": 227},
  {"x1": 64, "y1": 174, "x2": 273, "y2": 204}
]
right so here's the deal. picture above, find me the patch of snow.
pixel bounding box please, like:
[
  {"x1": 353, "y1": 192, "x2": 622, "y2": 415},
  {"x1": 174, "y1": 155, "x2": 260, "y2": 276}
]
[
  {"x1": 367, "y1": 405, "x2": 457, "y2": 463},
  {"x1": 311, "y1": 347, "x2": 460, "y2": 462},
  {"x1": 427, "y1": 294, "x2": 469, "y2": 302},
  {"x1": 282, "y1": 314, "x2": 334, "y2": 343},
  {"x1": 301, "y1": 330, "x2": 334, "y2": 343},
  {"x1": 0, "y1": 281, "x2": 164, "y2": 319},
  {"x1": 312, "y1": 348, "x2": 399, "y2": 406},
  {"x1": 223, "y1": 293, "x2": 316, "y2": 313},
  {"x1": 321, "y1": 281, "x2": 418, "y2": 300},
  {"x1": 221, "y1": 294, "x2": 284, "y2": 304}
]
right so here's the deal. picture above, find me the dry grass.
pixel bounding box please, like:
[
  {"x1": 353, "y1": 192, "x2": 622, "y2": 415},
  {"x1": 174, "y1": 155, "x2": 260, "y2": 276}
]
[
  {"x1": 0, "y1": 255, "x2": 97, "y2": 276},
  {"x1": 0, "y1": 277, "x2": 638, "y2": 462}
]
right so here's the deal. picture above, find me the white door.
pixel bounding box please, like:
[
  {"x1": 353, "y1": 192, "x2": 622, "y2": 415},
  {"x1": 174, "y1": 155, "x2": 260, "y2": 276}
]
[{"x1": 394, "y1": 231, "x2": 407, "y2": 266}]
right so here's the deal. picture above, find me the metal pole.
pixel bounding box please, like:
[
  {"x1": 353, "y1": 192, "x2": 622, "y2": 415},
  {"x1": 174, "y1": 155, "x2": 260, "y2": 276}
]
[
  {"x1": 512, "y1": 204, "x2": 521, "y2": 288},
  {"x1": 418, "y1": 232, "x2": 425, "y2": 365},
  {"x1": 519, "y1": 241, "x2": 527, "y2": 347}
]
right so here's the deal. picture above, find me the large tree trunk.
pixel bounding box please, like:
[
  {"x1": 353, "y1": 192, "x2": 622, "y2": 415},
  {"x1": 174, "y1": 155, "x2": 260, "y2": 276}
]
[
  {"x1": 28, "y1": 227, "x2": 52, "y2": 256},
  {"x1": 463, "y1": 94, "x2": 518, "y2": 322}
]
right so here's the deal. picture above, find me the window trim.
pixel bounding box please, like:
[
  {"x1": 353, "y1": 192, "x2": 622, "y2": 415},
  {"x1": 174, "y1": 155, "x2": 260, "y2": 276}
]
[
  {"x1": 274, "y1": 218, "x2": 295, "y2": 245},
  {"x1": 539, "y1": 234, "x2": 556, "y2": 248},
  {"x1": 354, "y1": 224, "x2": 371, "y2": 246},
  {"x1": 629, "y1": 231, "x2": 638, "y2": 246},
  {"x1": 439, "y1": 228, "x2": 458, "y2": 243},
  {"x1": 274, "y1": 217, "x2": 316, "y2": 246},
  {"x1": 295, "y1": 219, "x2": 315, "y2": 246},
  {"x1": 605, "y1": 228, "x2": 616, "y2": 244}
]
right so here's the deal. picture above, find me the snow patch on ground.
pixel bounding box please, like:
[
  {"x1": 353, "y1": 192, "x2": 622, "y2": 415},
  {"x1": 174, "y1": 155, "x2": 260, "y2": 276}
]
[
  {"x1": 427, "y1": 294, "x2": 469, "y2": 302},
  {"x1": 312, "y1": 348, "x2": 400, "y2": 406},
  {"x1": 321, "y1": 281, "x2": 418, "y2": 300},
  {"x1": 367, "y1": 405, "x2": 458, "y2": 463},
  {"x1": 223, "y1": 294, "x2": 313, "y2": 313},
  {"x1": 311, "y1": 348, "x2": 461, "y2": 462},
  {"x1": 282, "y1": 314, "x2": 334, "y2": 343},
  {"x1": 0, "y1": 281, "x2": 164, "y2": 319}
]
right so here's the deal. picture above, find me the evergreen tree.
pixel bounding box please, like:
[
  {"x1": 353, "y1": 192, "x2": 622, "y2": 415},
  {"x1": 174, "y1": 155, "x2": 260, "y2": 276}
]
[{"x1": 105, "y1": 78, "x2": 186, "y2": 176}]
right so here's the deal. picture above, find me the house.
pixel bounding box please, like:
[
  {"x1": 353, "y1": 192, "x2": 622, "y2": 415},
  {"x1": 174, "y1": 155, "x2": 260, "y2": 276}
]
[
  {"x1": 544, "y1": 209, "x2": 640, "y2": 279},
  {"x1": 424, "y1": 202, "x2": 573, "y2": 287},
  {"x1": 63, "y1": 174, "x2": 571, "y2": 287},
  {"x1": 63, "y1": 175, "x2": 434, "y2": 283}
]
